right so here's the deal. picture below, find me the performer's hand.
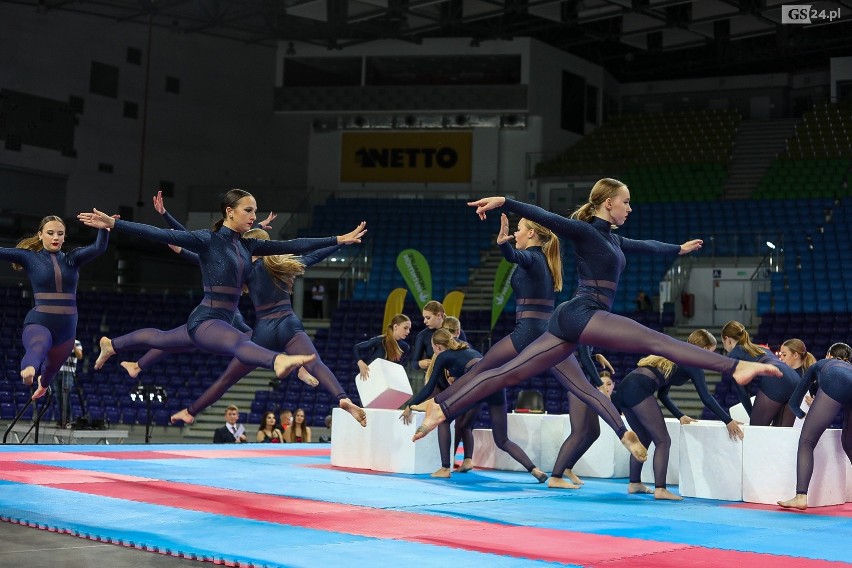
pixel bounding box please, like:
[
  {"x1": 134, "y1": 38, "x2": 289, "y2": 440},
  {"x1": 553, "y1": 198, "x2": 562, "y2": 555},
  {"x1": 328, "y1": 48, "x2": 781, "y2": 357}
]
[
  {"x1": 467, "y1": 196, "x2": 505, "y2": 220},
  {"x1": 679, "y1": 415, "x2": 697, "y2": 425},
  {"x1": 338, "y1": 221, "x2": 367, "y2": 245},
  {"x1": 168, "y1": 244, "x2": 182, "y2": 254},
  {"x1": 78, "y1": 208, "x2": 116, "y2": 229},
  {"x1": 805, "y1": 394, "x2": 814, "y2": 406},
  {"x1": 595, "y1": 354, "x2": 615, "y2": 374},
  {"x1": 152, "y1": 190, "x2": 166, "y2": 215},
  {"x1": 496, "y1": 213, "x2": 513, "y2": 244},
  {"x1": 400, "y1": 407, "x2": 412, "y2": 425},
  {"x1": 726, "y1": 420, "x2": 745, "y2": 441},
  {"x1": 679, "y1": 239, "x2": 703, "y2": 255},
  {"x1": 258, "y1": 211, "x2": 277, "y2": 230},
  {"x1": 357, "y1": 361, "x2": 370, "y2": 380}
]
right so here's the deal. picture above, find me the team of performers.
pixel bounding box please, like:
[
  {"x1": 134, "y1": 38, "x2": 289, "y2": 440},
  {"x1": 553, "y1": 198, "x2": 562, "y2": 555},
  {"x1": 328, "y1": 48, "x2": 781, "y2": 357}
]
[{"x1": 4, "y1": 179, "x2": 848, "y2": 510}]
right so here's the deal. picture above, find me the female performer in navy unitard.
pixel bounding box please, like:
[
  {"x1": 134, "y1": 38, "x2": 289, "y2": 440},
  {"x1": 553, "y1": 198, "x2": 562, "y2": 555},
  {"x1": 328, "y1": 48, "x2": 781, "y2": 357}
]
[
  {"x1": 413, "y1": 179, "x2": 781, "y2": 451},
  {"x1": 0, "y1": 216, "x2": 109, "y2": 399},
  {"x1": 354, "y1": 314, "x2": 412, "y2": 378},
  {"x1": 721, "y1": 320, "x2": 799, "y2": 426},
  {"x1": 78, "y1": 189, "x2": 366, "y2": 381},
  {"x1": 402, "y1": 328, "x2": 484, "y2": 477},
  {"x1": 619, "y1": 329, "x2": 744, "y2": 501},
  {"x1": 167, "y1": 227, "x2": 368, "y2": 427},
  {"x1": 778, "y1": 342, "x2": 852, "y2": 511}
]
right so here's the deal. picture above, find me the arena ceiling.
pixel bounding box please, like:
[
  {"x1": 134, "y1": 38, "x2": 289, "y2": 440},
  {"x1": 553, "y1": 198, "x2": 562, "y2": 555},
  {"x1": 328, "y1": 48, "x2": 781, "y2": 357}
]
[{"x1": 6, "y1": 0, "x2": 852, "y2": 81}]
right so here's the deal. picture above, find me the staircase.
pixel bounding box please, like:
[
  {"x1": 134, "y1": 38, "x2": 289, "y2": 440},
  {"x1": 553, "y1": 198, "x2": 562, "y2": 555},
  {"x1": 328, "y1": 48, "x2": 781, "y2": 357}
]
[
  {"x1": 724, "y1": 118, "x2": 799, "y2": 199},
  {"x1": 458, "y1": 247, "x2": 505, "y2": 311},
  {"x1": 180, "y1": 369, "x2": 275, "y2": 442}
]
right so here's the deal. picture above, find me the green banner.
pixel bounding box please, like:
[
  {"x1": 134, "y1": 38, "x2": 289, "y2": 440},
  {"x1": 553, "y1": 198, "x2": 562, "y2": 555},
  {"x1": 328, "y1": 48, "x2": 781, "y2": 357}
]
[
  {"x1": 491, "y1": 259, "x2": 516, "y2": 330},
  {"x1": 396, "y1": 249, "x2": 432, "y2": 310}
]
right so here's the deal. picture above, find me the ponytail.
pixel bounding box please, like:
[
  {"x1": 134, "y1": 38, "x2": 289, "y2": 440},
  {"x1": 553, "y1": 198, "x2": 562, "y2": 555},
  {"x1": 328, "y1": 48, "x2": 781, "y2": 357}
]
[{"x1": 721, "y1": 320, "x2": 763, "y2": 357}]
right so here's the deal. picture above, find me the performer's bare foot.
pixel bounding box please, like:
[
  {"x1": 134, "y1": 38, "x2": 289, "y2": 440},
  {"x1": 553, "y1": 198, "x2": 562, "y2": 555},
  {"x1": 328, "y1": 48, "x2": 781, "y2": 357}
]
[
  {"x1": 20, "y1": 366, "x2": 35, "y2": 386},
  {"x1": 655, "y1": 488, "x2": 683, "y2": 501},
  {"x1": 120, "y1": 361, "x2": 142, "y2": 379},
  {"x1": 339, "y1": 398, "x2": 366, "y2": 427},
  {"x1": 170, "y1": 408, "x2": 194, "y2": 425},
  {"x1": 430, "y1": 467, "x2": 451, "y2": 478},
  {"x1": 548, "y1": 476, "x2": 581, "y2": 489},
  {"x1": 94, "y1": 337, "x2": 115, "y2": 370},
  {"x1": 31, "y1": 379, "x2": 47, "y2": 400},
  {"x1": 273, "y1": 353, "x2": 316, "y2": 379},
  {"x1": 733, "y1": 361, "x2": 782, "y2": 386},
  {"x1": 297, "y1": 367, "x2": 319, "y2": 387},
  {"x1": 564, "y1": 469, "x2": 584, "y2": 485},
  {"x1": 621, "y1": 431, "x2": 648, "y2": 462},
  {"x1": 778, "y1": 495, "x2": 808, "y2": 510},
  {"x1": 628, "y1": 482, "x2": 654, "y2": 494},
  {"x1": 457, "y1": 458, "x2": 473, "y2": 473},
  {"x1": 531, "y1": 468, "x2": 548, "y2": 483},
  {"x1": 412, "y1": 398, "x2": 446, "y2": 442}
]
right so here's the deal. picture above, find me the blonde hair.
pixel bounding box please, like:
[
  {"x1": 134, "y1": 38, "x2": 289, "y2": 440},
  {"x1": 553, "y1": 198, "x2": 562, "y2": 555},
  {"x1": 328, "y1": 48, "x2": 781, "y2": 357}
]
[
  {"x1": 423, "y1": 328, "x2": 469, "y2": 383},
  {"x1": 687, "y1": 329, "x2": 717, "y2": 350},
  {"x1": 13, "y1": 215, "x2": 65, "y2": 271},
  {"x1": 522, "y1": 218, "x2": 563, "y2": 292},
  {"x1": 442, "y1": 316, "x2": 461, "y2": 336},
  {"x1": 637, "y1": 355, "x2": 675, "y2": 378},
  {"x1": 721, "y1": 320, "x2": 764, "y2": 357},
  {"x1": 570, "y1": 178, "x2": 626, "y2": 223},
  {"x1": 243, "y1": 228, "x2": 305, "y2": 293},
  {"x1": 782, "y1": 338, "x2": 816, "y2": 370},
  {"x1": 383, "y1": 314, "x2": 410, "y2": 362}
]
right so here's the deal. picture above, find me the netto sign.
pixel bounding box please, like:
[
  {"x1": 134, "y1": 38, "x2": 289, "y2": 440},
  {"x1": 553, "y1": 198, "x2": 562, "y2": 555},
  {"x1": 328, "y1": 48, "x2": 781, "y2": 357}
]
[{"x1": 341, "y1": 132, "x2": 472, "y2": 183}]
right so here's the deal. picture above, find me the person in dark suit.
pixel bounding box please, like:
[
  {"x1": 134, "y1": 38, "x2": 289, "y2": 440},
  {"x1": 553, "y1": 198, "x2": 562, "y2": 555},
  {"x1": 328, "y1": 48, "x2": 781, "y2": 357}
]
[{"x1": 213, "y1": 404, "x2": 246, "y2": 443}]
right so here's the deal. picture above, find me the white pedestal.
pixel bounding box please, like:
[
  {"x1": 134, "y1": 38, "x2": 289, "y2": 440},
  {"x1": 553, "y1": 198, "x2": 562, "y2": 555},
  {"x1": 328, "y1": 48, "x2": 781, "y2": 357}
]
[
  {"x1": 792, "y1": 400, "x2": 809, "y2": 430},
  {"x1": 640, "y1": 417, "x2": 681, "y2": 486},
  {"x1": 472, "y1": 429, "x2": 497, "y2": 468},
  {"x1": 330, "y1": 408, "x2": 449, "y2": 474},
  {"x1": 742, "y1": 426, "x2": 847, "y2": 507},
  {"x1": 728, "y1": 396, "x2": 755, "y2": 425},
  {"x1": 538, "y1": 414, "x2": 629, "y2": 478},
  {"x1": 330, "y1": 407, "x2": 371, "y2": 469},
  {"x1": 354, "y1": 359, "x2": 412, "y2": 409},
  {"x1": 472, "y1": 413, "x2": 544, "y2": 472},
  {"x1": 679, "y1": 420, "x2": 743, "y2": 501},
  {"x1": 847, "y1": 461, "x2": 852, "y2": 502}
]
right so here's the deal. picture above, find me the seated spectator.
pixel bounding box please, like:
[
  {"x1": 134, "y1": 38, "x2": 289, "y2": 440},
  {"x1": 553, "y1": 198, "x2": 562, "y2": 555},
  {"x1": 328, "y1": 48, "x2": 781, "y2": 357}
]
[
  {"x1": 278, "y1": 408, "x2": 293, "y2": 441},
  {"x1": 256, "y1": 411, "x2": 284, "y2": 443},
  {"x1": 285, "y1": 408, "x2": 311, "y2": 443},
  {"x1": 635, "y1": 291, "x2": 653, "y2": 313},
  {"x1": 318, "y1": 414, "x2": 332, "y2": 443},
  {"x1": 213, "y1": 405, "x2": 246, "y2": 444}
]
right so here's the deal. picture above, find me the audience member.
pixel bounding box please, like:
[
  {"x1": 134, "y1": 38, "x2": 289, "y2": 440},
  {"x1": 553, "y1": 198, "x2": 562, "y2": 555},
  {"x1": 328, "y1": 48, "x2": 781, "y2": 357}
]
[
  {"x1": 213, "y1": 405, "x2": 246, "y2": 443},
  {"x1": 256, "y1": 411, "x2": 284, "y2": 443}
]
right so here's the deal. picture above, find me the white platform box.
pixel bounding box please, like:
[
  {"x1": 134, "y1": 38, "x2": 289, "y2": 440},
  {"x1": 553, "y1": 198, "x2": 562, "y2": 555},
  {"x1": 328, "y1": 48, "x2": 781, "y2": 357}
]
[
  {"x1": 472, "y1": 412, "x2": 545, "y2": 472},
  {"x1": 538, "y1": 414, "x2": 629, "y2": 478},
  {"x1": 354, "y1": 359, "x2": 412, "y2": 409},
  {"x1": 847, "y1": 462, "x2": 852, "y2": 502},
  {"x1": 330, "y1": 408, "x2": 449, "y2": 474},
  {"x1": 640, "y1": 417, "x2": 681, "y2": 486},
  {"x1": 742, "y1": 426, "x2": 847, "y2": 507},
  {"x1": 679, "y1": 420, "x2": 743, "y2": 501},
  {"x1": 330, "y1": 407, "x2": 372, "y2": 469},
  {"x1": 729, "y1": 396, "x2": 755, "y2": 425}
]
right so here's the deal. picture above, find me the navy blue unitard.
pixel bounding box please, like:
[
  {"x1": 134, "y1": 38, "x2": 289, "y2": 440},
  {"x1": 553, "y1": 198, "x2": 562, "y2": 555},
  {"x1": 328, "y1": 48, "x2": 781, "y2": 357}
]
[
  {"x1": 434, "y1": 198, "x2": 739, "y2": 440},
  {"x1": 108, "y1": 218, "x2": 337, "y2": 369},
  {"x1": 409, "y1": 348, "x2": 483, "y2": 407},
  {"x1": 410, "y1": 327, "x2": 468, "y2": 369},
  {"x1": 185, "y1": 243, "x2": 351, "y2": 416},
  {"x1": 354, "y1": 336, "x2": 410, "y2": 365},
  {"x1": 787, "y1": 358, "x2": 852, "y2": 494},
  {"x1": 0, "y1": 229, "x2": 109, "y2": 388},
  {"x1": 727, "y1": 344, "x2": 798, "y2": 426}
]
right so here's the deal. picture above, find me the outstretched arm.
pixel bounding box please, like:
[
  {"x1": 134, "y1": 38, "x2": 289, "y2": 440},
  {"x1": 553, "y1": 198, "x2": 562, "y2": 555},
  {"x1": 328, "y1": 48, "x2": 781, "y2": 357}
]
[
  {"x1": 788, "y1": 364, "x2": 818, "y2": 419},
  {"x1": 78, "y1": 208, "x2": 207, "y2": 250},
  {"x1": 68, "y1": 228, "x2": 110, "y2": 266}
]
